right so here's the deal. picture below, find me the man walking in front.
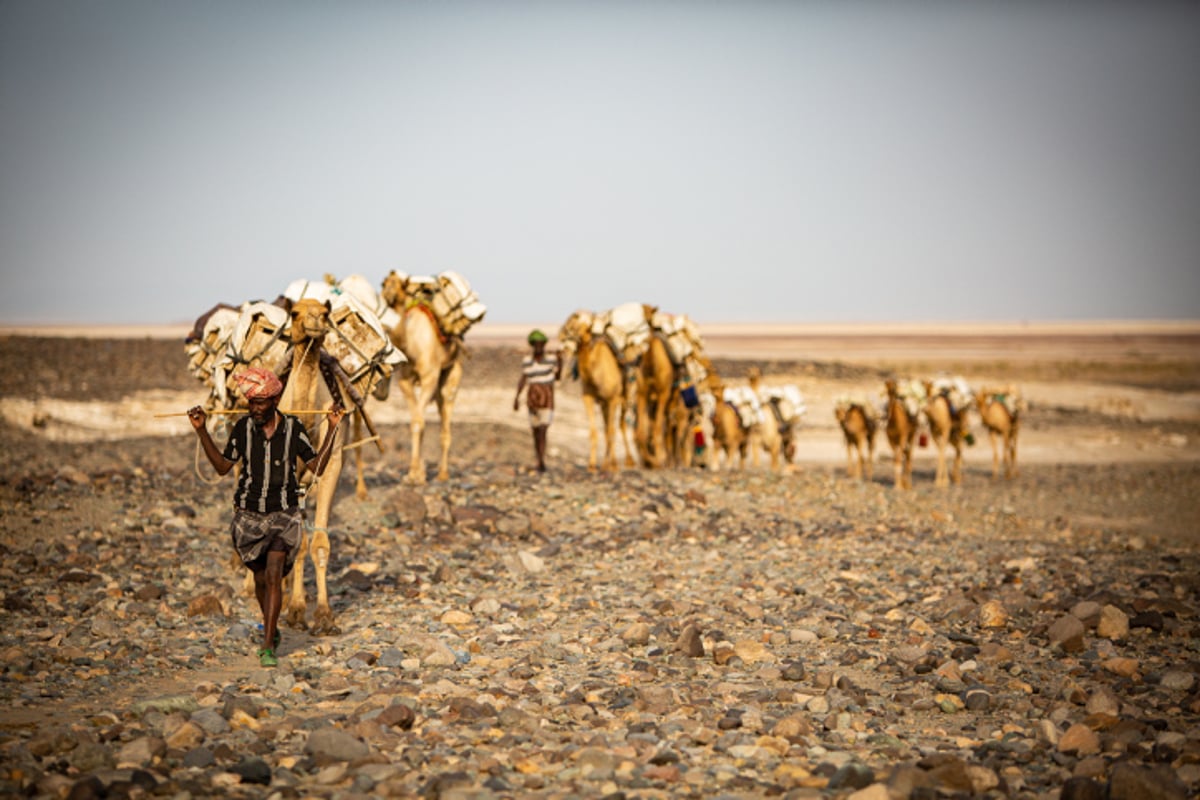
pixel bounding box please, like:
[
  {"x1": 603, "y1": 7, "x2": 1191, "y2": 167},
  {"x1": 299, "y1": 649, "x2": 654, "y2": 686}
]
[{"x1": 188, "y1": 367, "x2": 344, "y2": 667}]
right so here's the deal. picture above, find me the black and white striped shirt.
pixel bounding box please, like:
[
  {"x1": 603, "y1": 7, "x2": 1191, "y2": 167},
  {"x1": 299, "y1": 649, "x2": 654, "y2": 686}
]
[{"x1": 222, "y1": 414, "x2": 318, "y2": 513}]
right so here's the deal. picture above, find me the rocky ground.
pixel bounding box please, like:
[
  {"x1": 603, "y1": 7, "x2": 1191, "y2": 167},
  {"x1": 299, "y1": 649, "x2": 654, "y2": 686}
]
[{"x1": 0, "y1": 333, "x2": 1198, "y2": 800}]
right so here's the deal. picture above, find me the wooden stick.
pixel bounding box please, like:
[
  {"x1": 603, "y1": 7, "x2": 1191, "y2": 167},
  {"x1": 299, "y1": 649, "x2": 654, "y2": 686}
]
[
  {"x1": 342, "y1": 435, "x2": 381, "y2": 452},
  {"x1": 154, "y1": 409, "x2": 334, "y2": 418}
]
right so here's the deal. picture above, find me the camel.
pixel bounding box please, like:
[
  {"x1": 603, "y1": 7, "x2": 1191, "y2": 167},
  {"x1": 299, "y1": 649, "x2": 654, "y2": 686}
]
[
  {"x1": 381, "y1": 270, "x2": 464, "y2": 484},
  {"x1": 924, "y1": 380, "x2": 973, "y2": 487},
  {"x1": 709, "y1": 373, "x2": 783, "y2": 472},
  {"x1": 884, "y1": 378, "x2": 920, "y2": 490},
  {"x1": 634, "y1": 307, "x2": 676, "y2": 469},
  {"x1": 709, "y1": 384, "x2": 749, "y2": 471},
  {"x1": 976, "y1": 387, "x2": 1021, "y2": 479},
  {"x1": 834, "y1": 401, "x2": 877, "y2": 481},
  {"x1": 277, "y1": 297, "x2": 350, "y2": 635},
  {"x1": 558, "y1": 310, "x2": 636, "y2": 472}
]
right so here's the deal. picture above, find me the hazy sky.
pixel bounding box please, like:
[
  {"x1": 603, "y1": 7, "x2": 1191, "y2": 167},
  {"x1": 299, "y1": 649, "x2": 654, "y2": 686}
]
[{"x1": 2, "y1": 1, "x2": 1198, "y2": 325}]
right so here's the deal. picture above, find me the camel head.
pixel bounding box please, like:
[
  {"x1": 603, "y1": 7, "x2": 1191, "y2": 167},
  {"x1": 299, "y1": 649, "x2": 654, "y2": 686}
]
[
  {"x1": 834, "y1": 405, "x2": 848, "y2": 424},
  {"x1": 381, "y1": 270, "x2": 410, "y2": 309},
  {"x1": 641, "y1": 303, "x2": 658, "y2": 322},
  {"x1": 286, "y1": 298, "x2": 332, "y2": 345},
  {"x1": 558, "y1": 310, "x2": 593, "y2": 354},
  {"x1": 885, "y1": 378, "x2": 899, "y2": 398},
  {"x1": 747, "y1": 367, "x2": 762, "y2": 393}
]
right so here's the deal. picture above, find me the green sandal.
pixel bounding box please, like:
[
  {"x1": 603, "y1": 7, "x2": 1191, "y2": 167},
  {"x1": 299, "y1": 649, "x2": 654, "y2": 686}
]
[{"x1": 258, "y1": 648, "x2": 278, "y2": 668}]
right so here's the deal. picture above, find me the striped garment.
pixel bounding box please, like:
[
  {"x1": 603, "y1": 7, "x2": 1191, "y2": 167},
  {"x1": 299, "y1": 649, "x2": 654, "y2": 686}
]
[
  {"x1": 221, "y1": 414, "x2": 318, "y2": 512},
  {"x1": 522, "y1": 355, "x2": 558, "y2": 385}
]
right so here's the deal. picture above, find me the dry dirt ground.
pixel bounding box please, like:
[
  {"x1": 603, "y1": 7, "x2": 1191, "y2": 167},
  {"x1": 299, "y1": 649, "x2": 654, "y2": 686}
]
[{"x1": 0, "y1": 324, "x2": 1198, "y2": 798}]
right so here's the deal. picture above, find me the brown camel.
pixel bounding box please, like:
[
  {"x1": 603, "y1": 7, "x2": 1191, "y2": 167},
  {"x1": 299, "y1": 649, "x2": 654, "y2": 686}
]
[
  {"x1": 884, "y1": 379, "x2": 920, "y2": 490},
  {"x1": 634, "y1": 309, "x2": 676, "y2": 469},
  {"x1": 924, "y1": 381, "x2": 972, "y2": 487},
  {"x1": 834, "y1": 400, "x2": 876, "y2": 481},
  {"x1": 381, "y1": 270, "x2": 464, "y2": 484},
  {"x1": 709, "y1": 379, "x2": 782, "y2": 472},
  {"x1": 709, "y1": 386, "x2": 749, "y2": 471},
  {"x1": 558, "y1": 310, "x2": 636, "y2": 472},
  {"x1": 976, "y1": 387, "x2": 1021, "y2": 479},
  {"x1": 278, "y1": 298, "x2": 350, "y2": 635}
]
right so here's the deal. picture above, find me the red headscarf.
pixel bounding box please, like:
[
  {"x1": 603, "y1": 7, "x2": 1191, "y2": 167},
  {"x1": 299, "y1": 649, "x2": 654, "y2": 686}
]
[{"x1": 234, "y1": 367, "x2": 283, "y2": 399}]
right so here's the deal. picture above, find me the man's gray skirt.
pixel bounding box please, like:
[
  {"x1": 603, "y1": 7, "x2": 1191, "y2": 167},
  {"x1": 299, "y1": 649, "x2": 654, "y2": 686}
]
[{"x1": 230, "y1": 507, "x2": 303, "y2": 575}]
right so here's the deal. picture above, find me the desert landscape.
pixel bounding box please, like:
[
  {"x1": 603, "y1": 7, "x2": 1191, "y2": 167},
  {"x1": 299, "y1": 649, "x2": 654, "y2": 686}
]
[{"x1": 0, "y1": 321, "x2": 1198, "y2": 799}]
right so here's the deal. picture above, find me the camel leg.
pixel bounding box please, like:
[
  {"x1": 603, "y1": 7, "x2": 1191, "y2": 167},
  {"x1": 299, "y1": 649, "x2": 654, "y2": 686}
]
[
  {"x1": 435, "y1": 364, "x2": 461, "y2": 482},
  {"x1": 865, "y1": 435, "x2": 875, "y2": 480},
  {"x1": 353, "y1": 413, "x2": 368, "y2": 501},
  {"x1": 617, "y1": 400, "x2": 636, "y2": 468},
  {"x1": 602, "y1": 399, "x2": 620, "y2": 472},
  {"x1": 398, "y1": 378, "x2": 427, "y2": 485},
  {"x1": 845, "y1": 441, "x2": 857, "y2": 479},
  {"x1": 649, "y1": 394, "x2": 669, "y2": 469},
  {"x1": 285, "y1": 528, "x2": 309, "y2": 629},
  {"x1": 582, "y1": 393, "x2": 600, "y2": 471},
  {"x1": 634, "y1": 391, "x2": 651, "y2": 468},
  {"x1": 309, "y1": 431, "x2": 344, "y2": 635},
  {"x1": 951, "y1": 442, "x2": 963, "y2": 485},
  {"x1": 934, "y1": 441, "x2": 948, "y2": 487},
  {"x1": 435, "y1": 396, "x2": 454, "y2": 481},
  {"x1": 747, "y1": 427, "x2": 760, "y2": 469},
  {"x1": 1007, "y1": 427, "x2": 1019, "y2": 479},
  {"x1": 989, "y1": 429, "x2": 1001, "y2": 479}
]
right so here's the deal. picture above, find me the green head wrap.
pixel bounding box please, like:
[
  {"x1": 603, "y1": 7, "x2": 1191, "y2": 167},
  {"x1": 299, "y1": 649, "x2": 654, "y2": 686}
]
[{"x1": 528, "y1": 329, "x2": 548, "y2": 344}]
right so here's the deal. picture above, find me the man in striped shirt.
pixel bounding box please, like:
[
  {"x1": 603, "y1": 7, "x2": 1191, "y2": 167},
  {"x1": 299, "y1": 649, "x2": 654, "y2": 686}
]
[
  {"x1": 187, "y1": 367, "x2": 345, "y2": 667},
  {"x1": 513, "y1": 329, "x2": 563, "y2": 473}
]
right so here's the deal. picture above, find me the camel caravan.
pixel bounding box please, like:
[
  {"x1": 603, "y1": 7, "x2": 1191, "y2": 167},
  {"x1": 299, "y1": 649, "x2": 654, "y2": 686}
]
[
  {"x1": 556, "y1": 304, "x2": 809, "y2": 474},
  {"x1": 184, "y1": 271, "x2": 485, "y2": 631},
  {"x1": 835, "y1": 374, "x2": 1026, "y2": 489}
]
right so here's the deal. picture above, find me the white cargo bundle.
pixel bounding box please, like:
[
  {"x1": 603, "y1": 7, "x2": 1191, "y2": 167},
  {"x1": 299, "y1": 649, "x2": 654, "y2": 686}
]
[
  {"x1": 649, "y1": 310, "x2": 704, "y2": 365},
  {"x1": 284, "y1": 276, "x2": 406, "y2": 395},
  {"x1": 835, "y1": 394, "x2": 879, "y2": 422},
  {"x1": 185, "y1": 306, "x2": 241, "y2": 385},
  {"x1": 213, "y1": 302, "x2": 293, "y2": 408},
  {"x1": 430, "y1": 270, "x2": 486, "y2": 336},
  {"x1": 761, "y1": 384, "x2": 807, "y2": 425},
  {"x1": 592, "y1": 302, "x2": 650, "y2": 358},
  {"x1": 723, "y1": 385, "x2": 764, "y2": 429},
  {"x1": 930, "y1": 374, "x2": 973, "y2": 414}
]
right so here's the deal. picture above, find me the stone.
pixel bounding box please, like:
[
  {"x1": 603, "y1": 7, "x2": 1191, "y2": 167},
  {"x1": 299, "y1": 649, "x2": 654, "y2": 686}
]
[
  {"x1": 978, "y1": 600, "x2": 1009, "y2": 628},
  {"x1": 230, "y1": 757, "x2": 272, "y2": 785},
  {"x1": 115, "y1": 736, "x2": 166, "y2": 767},
  {"x1": 1061, "y1": 776, "x2": 1105, "y2": 800},
  {"x1": 1097, "y1": 605, "x2": 1129, "y2": 639},
  {"x1": 186, "y1": 594, "x2": 226, "y2": 617},
  {"x1": 621, "y1": 622, "x2": 651, "y2": 645},
  {"x1": 676, "y1": 624, "x2": 704, "y2": 657},
  {"x1": 304, "y1": 728, "x2": 370, "y2": 762},
  {"x1": 1058, "y1": 723, "x2": 1101, "y2": 756},
  {"x1": 1048, "y1": 615, "x2": 1087, "y2": 652},
  {"x1": 1071, "y1": 601, "x2": 1102, "y2": 627},
  {"x1": 733, "y1": 638, "x2": 771, "y2": 664},
  {"x1": 1107, "y1": 762, "x2": 1189, "y2": 800},
  {"x1": 1085, "y1": 686, "x2": 1121, "y2": 716},
  {"x1": 377, "y1": 703, "x2": 416, "y2": 730},
  {"x1": 1159, "y1": 670, "x2": 1195, "y2": 692},
  {"x1": 165, "y1": 721, "x2": 206, "y2": 750}
]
